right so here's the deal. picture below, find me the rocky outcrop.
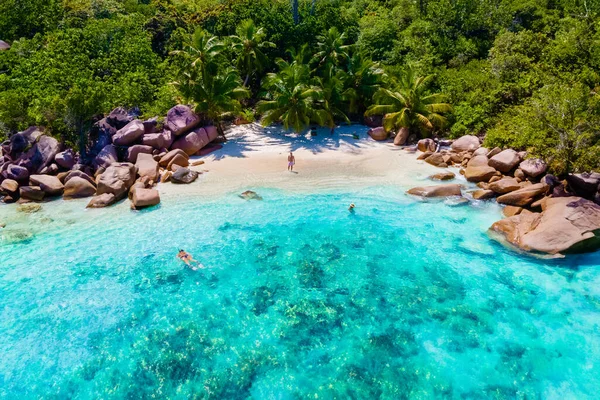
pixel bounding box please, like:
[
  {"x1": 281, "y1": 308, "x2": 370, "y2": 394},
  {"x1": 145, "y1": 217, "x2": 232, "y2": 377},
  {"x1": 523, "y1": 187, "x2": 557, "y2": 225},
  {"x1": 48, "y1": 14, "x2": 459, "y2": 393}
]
[
  {"x1": 171, "y1": 168, "x2": 199, "y2": 184},
  {"x1": 368, "y1": 127, "x2": 388, "y2": 141},
  {"x1": 417, "y1": 138, "x2": 436, "y2": 152},
  {"x1": 491, "y1": 197, "x2": 600, "y2": 255},
  {"x1": 18, "y1": 186, "x2": 44, "y2": 201},
  {"x1": 87, "y1": 193, "x2": 117, "y2": 208},
  {"x1": 172, "y1": 127, "x2": 213, "y2": 156},
  {"x1": 488, "y1": 149, "x2": 520, "y2": 173},
  {"x1": 55, "y1": 149, "x2": 76, "y2": 169},
  {"x1": 135, "y1": 153, "x2": 159, "y2": 182},
  {"x1": 113, "y1": 120, "x2": 145, "y2": 146},
  {"x1": 29, "y1": 175, "x2": 64, "y2": 196},
  {"x1": 141, "y1": 130, "x2": 173, "y2": 149},
  {"x1": 489, "y1": 177, "x2": 521, "y2": 194},
  {"x1": 464, "y1": 165, "x2": 497, "y2": 183},
  {"x1": 17, "y1": 135, "x2": 61, "y2": 173},
  {"x1": 64, "y1": 177, "x2": 96, "y2": 199},
  {"x1": 394, "y1": 127, "x2": 409, "y2": 146},
  {"x1": 159, "y1": 149, "x2": 189, "y2": 168},
  {"x1": 93, "y1": 145, "x2": 118, "y2": 169},
  {"x1": 472, "y1": 189, "x2": 495, "y2": 200},
  {"x1": 95, "y1": 162, "x2": 137, "y2": 201},
  {"x1": 165, "y1": 105, "x2": 200, "y2": 136},
  {"x1": 131, "y1": 188, "x2": 160, "y2": 209},
  {"x1": 451, "y1": 135, "x2": 480, "y2": 152},
  {"x1": 407, "y1": 184, "x2": 462, "y2": 198},
  {"x1": 5, "y1": 164, "x2": 29, "y2": 181},
  {"x1": 566, "y1": 172, "x2": 600, "y2": 198},
  {"x1": 496, "y1": 183, "x2": 548, "y2": 207},
  {"x1": 430, "y1": 171, "x2": 455, "y2": 181},
  {"x1": 519, "y1": 159, "x2": 547, "y2": 178},
  {"x1": 127, "y1": 145, "x2": 153, "y2": 163}
]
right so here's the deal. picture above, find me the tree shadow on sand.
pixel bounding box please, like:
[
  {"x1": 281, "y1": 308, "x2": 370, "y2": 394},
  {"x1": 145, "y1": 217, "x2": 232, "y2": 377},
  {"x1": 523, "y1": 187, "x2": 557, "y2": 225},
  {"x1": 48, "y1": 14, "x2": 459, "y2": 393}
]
[{"x1": 200, "y1": 123, "x2": 387, "y2": 161}]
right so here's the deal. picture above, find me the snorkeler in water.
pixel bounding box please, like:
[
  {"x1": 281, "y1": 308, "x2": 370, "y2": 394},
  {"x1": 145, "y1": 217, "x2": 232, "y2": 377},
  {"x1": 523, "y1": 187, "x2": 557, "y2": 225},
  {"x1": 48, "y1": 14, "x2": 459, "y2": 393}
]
[
  {"x1": 348, "y1": 203, "x2": 356, "y2": 212},
  {"x1": 177, "y1": 249, "x2": 205, "y2": 270}
]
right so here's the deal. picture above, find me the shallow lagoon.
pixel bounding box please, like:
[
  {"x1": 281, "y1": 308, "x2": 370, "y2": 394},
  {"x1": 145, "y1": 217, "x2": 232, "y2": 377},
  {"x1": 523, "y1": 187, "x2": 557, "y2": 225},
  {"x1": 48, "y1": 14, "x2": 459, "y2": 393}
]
[{"x1": 1, "y1": 186, "x2": 600, "y2": 399}]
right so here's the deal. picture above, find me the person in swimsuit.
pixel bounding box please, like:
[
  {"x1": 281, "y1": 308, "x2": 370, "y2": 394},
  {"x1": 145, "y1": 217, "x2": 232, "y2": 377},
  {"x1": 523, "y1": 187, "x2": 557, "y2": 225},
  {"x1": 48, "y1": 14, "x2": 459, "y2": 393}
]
[
  {"x1": 177, "y1": 249, "x2": 203, "y2": 270},
  {"x1": 288, "y1": 152, "x2": 295, "y2": 171},
  {"x1": 349, "y1": 203, "x2": 356, "y2": 212}
]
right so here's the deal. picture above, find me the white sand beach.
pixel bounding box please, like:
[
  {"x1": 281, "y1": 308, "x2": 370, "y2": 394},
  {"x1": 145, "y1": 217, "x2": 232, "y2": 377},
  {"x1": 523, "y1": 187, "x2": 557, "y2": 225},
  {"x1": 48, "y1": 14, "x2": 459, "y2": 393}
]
[{"x1": 162, "y1": 123, "x2": 464, "y2": 199}]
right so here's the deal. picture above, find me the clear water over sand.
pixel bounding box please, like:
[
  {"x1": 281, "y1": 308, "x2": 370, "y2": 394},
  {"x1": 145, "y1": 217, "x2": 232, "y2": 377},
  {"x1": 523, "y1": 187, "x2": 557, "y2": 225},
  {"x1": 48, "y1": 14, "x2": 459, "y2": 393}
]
[{"x1": 1, "y1": 184, "x2": 600, "y2": 399}]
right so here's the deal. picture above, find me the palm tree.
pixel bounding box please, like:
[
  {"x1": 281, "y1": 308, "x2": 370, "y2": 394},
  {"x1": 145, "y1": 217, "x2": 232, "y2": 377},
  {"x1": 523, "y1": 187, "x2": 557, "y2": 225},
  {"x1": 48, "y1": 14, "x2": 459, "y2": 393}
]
[
  {"x1": 365, "y1": 69, "x2": 452, "y2": 136},
  {"x1": 312, "y1": 27, "x2": 351, "y2": 71},
  {"x1": 342, "y1": 52, "x2": 385, "y2": 115},
  {"x1": 171, "y1": 29, "x2": 224, "y2": 76},
  {"x1": 316, "y1": 64, "x2": 350, "y2": 133},
  {"x1": 257, "y1": 58, "x2": 326, "y2": 133},
  {"x1": 229, "y1": 20, "x2": 275, "y2": 87}
]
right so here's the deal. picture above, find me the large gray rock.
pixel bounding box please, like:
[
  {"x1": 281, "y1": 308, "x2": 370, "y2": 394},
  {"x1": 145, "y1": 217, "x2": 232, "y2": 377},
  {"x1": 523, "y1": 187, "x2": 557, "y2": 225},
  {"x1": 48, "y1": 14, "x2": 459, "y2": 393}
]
[
  {"x1": 159, "y1": 149, "x2": 189, "y2": 168},
  {"x1": 8, "y1": 126, "x2": 43, "y2": 157},
  {"x1": 417, "y1": 138, "x2": 436, "y2": 152},
  {"x1": 464, "y1": 165, "x2": 497, "y2": 183},
  {"x1": 19, "y1": 186, "x2": 45, "y2": 201},
  {"x1": 488, "y1": 149, "x2": 521, "y2": 173},
  {"x1": 29, "y1": 174, "x2": 64, "y2": 196},
  {"x1": 96, "y1": 162, "x2": 137, "y2": 200},
  {"x1": 566, "y1": 172, "x2": 600, "y2": 198},
  {"x1": 165, "y1": 105, "x2": 200, "y2": 136},
  {"x1": 54, "y1": 149, "x2": 76, "y2": 169},
  {"x1": 140, "y1": 130, "x2": 173, "y2": 150},
  {"x1": 519, "y1": 158, "x2": 548, "y2": 178},
  {"x1": 0, "y1": 179, "x2": 19, "y2": 195},
  {"x1": 466, "y1": 155, "x2": 489, "y2": 168},
  {"x1": 87, "y1": 193, "x2": 117, "y2": 208},
  {"x1": 135, "y1": 153, "x2": 159, "y2": 182},
  {"x1": 113, "y1": 120, "x2": 145, "y2": 146},
  {"x1": 489, "y1": 177, "x2": 521, "y2": 195},
  {"x1": 6, "y1": 164, "x2": 29, "y2": 181},
  {"x1": 171, "y1": 128, "x2": 212, "y2": 156},
  {"x1": 106, "y1": 107, "x2": 134, "y2": 130},
  {"x1": 131, "y1": 188, "x2": 160, "y2": 209},
  {"x1": 17, "y1": 135, "x2": 61, "y2": 173},
  {"x1": 63, "y1": 170, "x2": 96, "y2": 187},
  {"x1": 93, "y1": 145, "x2": 118, "y2": 170},
  {"x1": 496, "y1": 183, "x2": 549, "y2": 206},
  {"x1": 407, "y1": 184, "x2": 462, "y2": 198},
  {"x1": 451, "y1": 135, "x2": 480, "y2": 152},
  {"x1": 64, "y1": 177, "x2": 97, "y2": 199},
  {"x1": 127, "y1": 145, "x2": 153, "y2": 163},
  {"x1": 394, "y1": 127, "x2": 409, "y2": 146},
  {"x1": 171, "y1": 167, "x2": 199, "y2": 184},
  {"x1": 490, "y1": 197, "x2": 600, "y2": 255}
]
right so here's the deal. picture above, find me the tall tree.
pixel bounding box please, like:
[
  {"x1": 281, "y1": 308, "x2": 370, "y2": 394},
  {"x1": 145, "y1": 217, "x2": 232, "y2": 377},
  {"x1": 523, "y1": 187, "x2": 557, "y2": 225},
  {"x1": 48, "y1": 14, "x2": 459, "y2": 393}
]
[
  {"x1": 258, "y1": 58, "x2": 325, "y2": 133},
  {"x1": 229, "y1": 20, "x2": 275, "y2": 87},
  {"x1": 342, "y1": 52, "x2": 385, "y2": 115},
  {"x1": 366, "y1": 69, "x2": 451, "y2": 136},
  {"x1": 312, "y1": 27, "x2": 351, "y2": 71}
]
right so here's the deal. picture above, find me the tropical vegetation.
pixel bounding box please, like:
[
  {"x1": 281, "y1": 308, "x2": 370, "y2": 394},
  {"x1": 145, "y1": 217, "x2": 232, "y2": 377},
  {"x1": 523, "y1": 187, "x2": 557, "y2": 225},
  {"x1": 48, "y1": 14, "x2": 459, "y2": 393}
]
[{"x1": 1, "y1": 0, "x2": 599, "y2": 173}]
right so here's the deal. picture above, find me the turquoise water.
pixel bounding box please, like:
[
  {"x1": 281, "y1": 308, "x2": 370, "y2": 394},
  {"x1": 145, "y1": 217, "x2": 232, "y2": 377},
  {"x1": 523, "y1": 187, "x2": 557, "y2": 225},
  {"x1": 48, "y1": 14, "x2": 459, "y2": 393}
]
[{"x1": 1, "y1": 187, "x2": 600, "y2": 399}]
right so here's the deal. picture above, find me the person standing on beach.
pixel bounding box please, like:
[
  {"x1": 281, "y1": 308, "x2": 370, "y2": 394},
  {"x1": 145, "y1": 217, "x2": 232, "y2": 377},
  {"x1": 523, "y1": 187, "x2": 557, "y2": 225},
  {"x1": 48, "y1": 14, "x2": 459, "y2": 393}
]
[{"x1": 288, "y1": 152, "x2": 295, "y2": 171}]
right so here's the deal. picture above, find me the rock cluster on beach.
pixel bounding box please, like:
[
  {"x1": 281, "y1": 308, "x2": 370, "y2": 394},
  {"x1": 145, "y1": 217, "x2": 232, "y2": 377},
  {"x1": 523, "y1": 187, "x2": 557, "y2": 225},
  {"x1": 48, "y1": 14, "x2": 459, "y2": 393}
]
[
  {"x1": 406, "y1": 134, "x2": 600, "y2": 256},
  {"x1": 0, "y1": 105, "x2": 216, "y2": 210}
]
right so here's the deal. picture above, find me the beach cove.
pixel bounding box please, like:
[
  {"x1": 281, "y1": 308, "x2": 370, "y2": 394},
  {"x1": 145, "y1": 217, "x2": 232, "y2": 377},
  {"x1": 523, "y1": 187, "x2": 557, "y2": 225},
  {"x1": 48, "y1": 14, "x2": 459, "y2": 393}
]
[{"x1": 1, "y1": 125, "x2": 600, "y2": 398}]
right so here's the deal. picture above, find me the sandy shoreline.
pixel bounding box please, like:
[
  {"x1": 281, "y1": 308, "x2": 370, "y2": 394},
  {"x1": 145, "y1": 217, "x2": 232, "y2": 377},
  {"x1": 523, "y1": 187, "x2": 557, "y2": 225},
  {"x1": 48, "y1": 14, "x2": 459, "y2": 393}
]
[{"x1": 161, "y1": 124, "x2": 463, "y2": 199}]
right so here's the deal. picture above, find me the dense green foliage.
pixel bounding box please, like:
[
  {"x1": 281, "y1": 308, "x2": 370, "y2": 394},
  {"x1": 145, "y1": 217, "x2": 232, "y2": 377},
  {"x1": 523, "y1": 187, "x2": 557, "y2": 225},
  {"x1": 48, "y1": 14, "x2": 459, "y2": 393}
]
[{"x1": 1, "y1": 0, "x2": 599, "y2": 172}]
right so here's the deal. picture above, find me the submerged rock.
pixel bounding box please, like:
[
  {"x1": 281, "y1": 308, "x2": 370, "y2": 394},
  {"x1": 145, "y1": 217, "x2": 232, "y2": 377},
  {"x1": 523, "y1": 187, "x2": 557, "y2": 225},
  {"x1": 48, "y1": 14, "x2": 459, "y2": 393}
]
[
  {"x1": 407, "y1": 184, "x2": 462, "y2": 198},
  {"x1": 17, "y1": 203, "x2": 41, "y2": 213},
  {"x1": 490, "y1": 197, "x2": 600, "y2": 255},
  {"x1": 239, "y1": 190, "x2": 263, "y2": 200}
]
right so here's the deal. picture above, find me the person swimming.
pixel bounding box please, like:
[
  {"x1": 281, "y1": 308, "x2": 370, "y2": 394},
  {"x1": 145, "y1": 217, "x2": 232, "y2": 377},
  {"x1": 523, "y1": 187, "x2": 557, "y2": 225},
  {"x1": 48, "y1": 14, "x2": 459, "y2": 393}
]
[
  {"x1": 349, "y1": 203, "x2": 355, "y2": 212},
  {"x1": 177, "y1": 249, "x2": 204, "y2": 270}
]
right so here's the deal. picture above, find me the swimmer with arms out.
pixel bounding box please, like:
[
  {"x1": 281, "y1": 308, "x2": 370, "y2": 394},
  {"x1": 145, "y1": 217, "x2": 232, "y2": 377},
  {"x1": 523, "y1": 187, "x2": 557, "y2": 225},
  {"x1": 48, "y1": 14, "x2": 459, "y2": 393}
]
[{"x1": 177, "y1": 249, "x2": 205, "y2": 270}]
